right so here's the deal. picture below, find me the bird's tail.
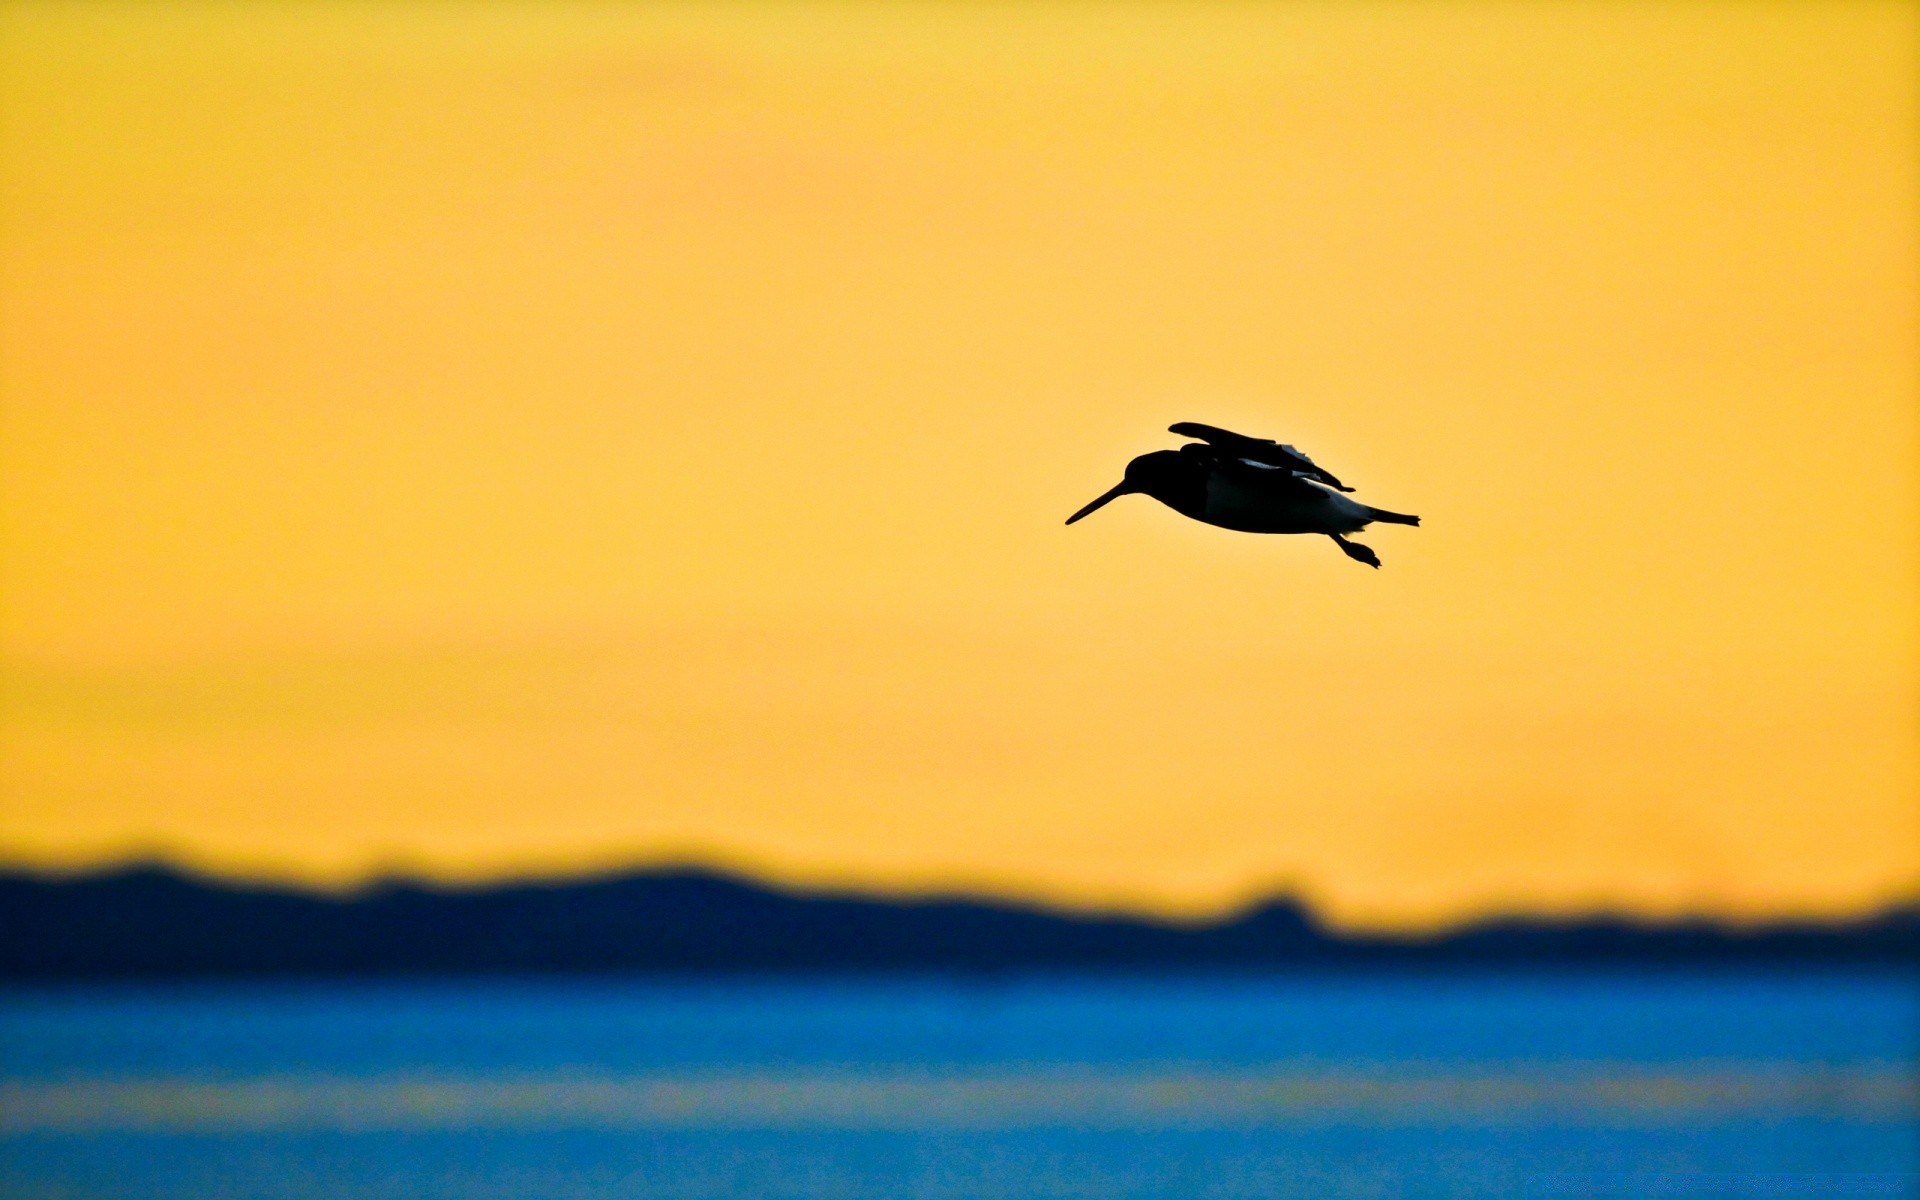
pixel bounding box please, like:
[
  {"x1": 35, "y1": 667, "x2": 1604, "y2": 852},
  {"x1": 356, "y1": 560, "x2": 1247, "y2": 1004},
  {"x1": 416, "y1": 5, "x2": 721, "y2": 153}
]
[{"x1": 1364, "y1": 507, "x2": 1420, "y2": 526}]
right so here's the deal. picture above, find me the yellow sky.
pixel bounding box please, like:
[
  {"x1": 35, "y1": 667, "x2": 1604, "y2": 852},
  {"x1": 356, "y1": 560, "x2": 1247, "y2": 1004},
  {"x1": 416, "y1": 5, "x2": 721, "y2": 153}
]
[{"x1": 2, "y1": 1, "x2": 1915, "y2": 930}]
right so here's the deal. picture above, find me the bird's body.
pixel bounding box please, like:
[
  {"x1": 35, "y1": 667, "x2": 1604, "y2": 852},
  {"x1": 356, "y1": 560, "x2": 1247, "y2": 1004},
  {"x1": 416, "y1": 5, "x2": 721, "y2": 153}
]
[{"x1": 1066, "y1": 423, "x2": 1419, "y2": 567}]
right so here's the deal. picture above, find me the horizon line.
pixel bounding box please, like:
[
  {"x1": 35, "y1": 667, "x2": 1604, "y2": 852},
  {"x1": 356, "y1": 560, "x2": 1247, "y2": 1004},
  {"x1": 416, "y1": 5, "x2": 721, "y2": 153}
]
[{"x1": 5, "y1": 855, "x2": 1916, "y2": 939}]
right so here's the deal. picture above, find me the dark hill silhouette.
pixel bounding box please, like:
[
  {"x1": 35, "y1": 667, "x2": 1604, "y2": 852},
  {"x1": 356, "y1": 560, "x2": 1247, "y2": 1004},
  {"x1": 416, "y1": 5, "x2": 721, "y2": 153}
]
[{"x1": 1, "y1": 864, "x2": 1913, "y2": 981}]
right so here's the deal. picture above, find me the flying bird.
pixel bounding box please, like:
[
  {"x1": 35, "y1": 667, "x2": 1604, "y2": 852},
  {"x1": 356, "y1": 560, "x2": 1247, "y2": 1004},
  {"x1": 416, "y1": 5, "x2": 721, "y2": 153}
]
[{"x1": 1065, "y1": 422, "x2": 1419, "y2": 567}]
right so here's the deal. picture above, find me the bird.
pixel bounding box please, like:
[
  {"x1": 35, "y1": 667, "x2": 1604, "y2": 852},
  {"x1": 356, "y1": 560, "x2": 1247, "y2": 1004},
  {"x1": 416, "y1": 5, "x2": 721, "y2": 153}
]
[{"x1": 1065, "y1": 422, "x2": 1419, "y2": 567}]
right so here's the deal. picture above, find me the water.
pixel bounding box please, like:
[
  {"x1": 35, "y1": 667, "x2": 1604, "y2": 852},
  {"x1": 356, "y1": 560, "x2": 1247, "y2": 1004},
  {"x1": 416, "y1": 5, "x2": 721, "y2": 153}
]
[{"x1": 2, "y1": 971, "x2": 1914, "y2": 1199}]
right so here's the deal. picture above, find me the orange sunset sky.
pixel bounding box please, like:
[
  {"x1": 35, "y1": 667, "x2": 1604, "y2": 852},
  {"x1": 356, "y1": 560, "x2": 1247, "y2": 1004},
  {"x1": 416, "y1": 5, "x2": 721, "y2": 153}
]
[{"x1": 2, "y1": 1, "x2": 1915, "y2": 931}]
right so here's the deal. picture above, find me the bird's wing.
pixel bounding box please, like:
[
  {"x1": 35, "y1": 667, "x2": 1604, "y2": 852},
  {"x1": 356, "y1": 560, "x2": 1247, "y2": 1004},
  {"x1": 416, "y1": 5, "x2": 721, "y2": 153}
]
[
  {"x1": 1216, "y1": 455, "x2": 1334, "y2": 502},
  {"x1": 1168, "y1": 422, "x2": 1354, "y2": 491},
  {"x1": 1168, "y1": 420, "x2": 1264, "y2": 447}
]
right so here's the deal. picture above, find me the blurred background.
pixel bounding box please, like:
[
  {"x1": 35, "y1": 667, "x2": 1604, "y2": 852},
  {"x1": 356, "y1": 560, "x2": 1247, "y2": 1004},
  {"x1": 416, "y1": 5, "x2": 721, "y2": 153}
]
[{"x1": 2, "y1": 1, "x2": 1915, "y2": 1197}]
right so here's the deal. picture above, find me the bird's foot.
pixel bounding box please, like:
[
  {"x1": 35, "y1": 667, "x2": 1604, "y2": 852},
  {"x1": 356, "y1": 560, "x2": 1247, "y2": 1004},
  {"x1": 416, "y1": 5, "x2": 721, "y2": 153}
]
[{"x1": 1331, "y1": 535, "x2": 1380, "y2": 568}]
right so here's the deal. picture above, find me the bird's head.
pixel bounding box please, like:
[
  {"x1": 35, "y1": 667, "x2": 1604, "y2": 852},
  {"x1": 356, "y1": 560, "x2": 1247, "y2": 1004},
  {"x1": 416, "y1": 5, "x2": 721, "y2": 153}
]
[{"x1": 1064, "y1": 450, "x2": 1196, "y2": 524}]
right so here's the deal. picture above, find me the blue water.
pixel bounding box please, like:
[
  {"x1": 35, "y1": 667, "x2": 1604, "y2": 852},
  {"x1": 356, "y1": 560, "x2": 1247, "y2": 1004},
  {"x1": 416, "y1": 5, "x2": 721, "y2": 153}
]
[{"x1": 2, "y1": 971, "x2": 1915, "y2": 1199}]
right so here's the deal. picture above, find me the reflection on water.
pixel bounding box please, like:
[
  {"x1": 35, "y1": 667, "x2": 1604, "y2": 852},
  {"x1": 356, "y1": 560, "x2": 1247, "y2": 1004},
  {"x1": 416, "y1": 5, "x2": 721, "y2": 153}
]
[
  {"x1": 5, "y1": 1067, "x2": 1915, "y2": 1133},
  {"x1": 2, "y1": 973, "x2": 1915, "y2": 1199}
]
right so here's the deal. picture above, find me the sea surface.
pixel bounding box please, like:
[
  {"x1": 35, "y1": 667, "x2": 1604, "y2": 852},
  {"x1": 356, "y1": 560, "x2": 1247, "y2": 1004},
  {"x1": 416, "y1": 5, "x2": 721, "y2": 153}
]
[{"x1": 1, "y1": 971, "x2": 1914, "y2": 1200}]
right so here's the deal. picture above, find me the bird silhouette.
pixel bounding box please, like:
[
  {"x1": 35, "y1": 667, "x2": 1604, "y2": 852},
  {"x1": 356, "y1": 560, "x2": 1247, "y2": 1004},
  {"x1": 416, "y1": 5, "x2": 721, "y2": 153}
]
[{"x1": 1066, "y1": 422, "x2": 1419, "y2": 567}]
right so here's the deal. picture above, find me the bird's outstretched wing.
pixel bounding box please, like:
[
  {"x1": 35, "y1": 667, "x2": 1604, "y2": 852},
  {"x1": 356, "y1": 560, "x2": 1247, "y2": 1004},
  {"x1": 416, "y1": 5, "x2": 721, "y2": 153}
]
[{"x1": 1168, "y1": 421, "x2": 1354, "y2": 491}]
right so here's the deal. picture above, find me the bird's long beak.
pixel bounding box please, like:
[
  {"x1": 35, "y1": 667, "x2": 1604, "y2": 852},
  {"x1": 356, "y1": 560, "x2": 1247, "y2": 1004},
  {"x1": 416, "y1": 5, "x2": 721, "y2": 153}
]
[{"x1": 1065, "y1": 481, "x2": 1134, "y2": 525}]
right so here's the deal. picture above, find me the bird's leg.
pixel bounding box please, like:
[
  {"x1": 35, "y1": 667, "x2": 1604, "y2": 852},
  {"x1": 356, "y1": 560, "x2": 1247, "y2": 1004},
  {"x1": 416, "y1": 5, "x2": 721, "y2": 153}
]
[{"x1": 1330, "y1": 534, "x2": 1380, "y2": 568}]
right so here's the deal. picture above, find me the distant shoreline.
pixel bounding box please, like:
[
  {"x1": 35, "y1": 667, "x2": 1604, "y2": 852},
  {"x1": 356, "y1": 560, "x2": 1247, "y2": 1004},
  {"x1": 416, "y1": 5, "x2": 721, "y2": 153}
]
[{"x1": 3, "y1": 864, "x2": 1914, "y2": 982}]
